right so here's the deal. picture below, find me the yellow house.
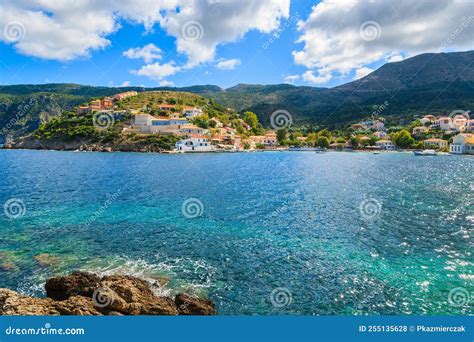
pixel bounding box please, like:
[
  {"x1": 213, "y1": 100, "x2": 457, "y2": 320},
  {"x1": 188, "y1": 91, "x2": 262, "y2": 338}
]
[
  {"x1": 423, "y1": 138, "x2": 448, "y2": 149},
  {"x1": 450, "y1": 133, "x2": 474, "y2": 154}
]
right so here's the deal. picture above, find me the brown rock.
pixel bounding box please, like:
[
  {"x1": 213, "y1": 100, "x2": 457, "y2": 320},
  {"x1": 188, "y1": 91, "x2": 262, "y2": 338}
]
[
  {"x1": 1, "y1": 272, "x2": 216, "y2": 316},
  {"x1": 45, "y1": 271, "x2": 100, "y2": 300},
  {"x1": 175, "y1": 293, "x2": 217, "y2": 315}
]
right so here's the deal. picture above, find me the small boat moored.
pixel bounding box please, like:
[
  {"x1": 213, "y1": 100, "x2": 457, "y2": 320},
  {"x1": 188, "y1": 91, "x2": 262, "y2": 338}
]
[{"x1": 413, "y1": 149, "x2": 437, "y2": 156}]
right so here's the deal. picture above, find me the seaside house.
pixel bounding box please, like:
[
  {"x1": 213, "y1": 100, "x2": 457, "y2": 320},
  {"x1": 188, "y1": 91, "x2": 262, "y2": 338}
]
[
  {"x1": 263, "y1": 132, "x2": 278, "y2": 148},
  {"x1": 449, "y1": 133, "x2": 474, "y2": 154},
  {"x1": 433, "y1": 117, "x2": 452, "y2": 131},
  {"x1": 182, "y1": 106, "x2": 203, "y2": 118},
  {"x1": 412, "y1": 126, "x2": 429, "y2": 135},
  {"x1": 374, "y1": 131, "x2": 387, "y2": 139},
  {"x1": 375, "y1": 140, "x2": 395, "y2": 150},
  {"x1": 463, "y1": 119, "x2": 474, "y2": 133},
  {"x1": 101, "y1": 98, "x2": 114, "y2": 108},
  {"x1": 420, "y1": 115, "x2": 436, "y2": 124},
  {"x1": 175, "y1": 135, "x2": 214, "y2": 152},
  {"x1": 180, "y1": 125, "x2": 207, "y2": 135},
  {"x1": 351, "y1": 123, "x2": 366, "y2": 131},
  {"x1": 451, "y1": 114, "x2": 468, "y2": 132},
  {"x1": 248, "y1": 135, "x2": 265, "y2": 148},
  {"x1": 113, "y1": 91, "x2": 138, "y2": 101},
  {"x1": 423, "y1": 138, "x2": 448, "y2": 149},
  {"x1": 133, "y1": 114, "x2": 189, "y2": 134}
]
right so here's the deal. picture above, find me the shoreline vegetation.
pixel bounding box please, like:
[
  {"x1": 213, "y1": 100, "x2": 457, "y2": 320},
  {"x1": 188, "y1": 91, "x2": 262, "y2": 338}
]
[{"x1": 0, "y1": 272, "x2": 216, "y2": 316}]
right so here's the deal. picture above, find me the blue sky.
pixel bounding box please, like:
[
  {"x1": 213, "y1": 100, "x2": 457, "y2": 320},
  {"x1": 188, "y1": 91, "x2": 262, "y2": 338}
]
[{"x1": 0, "y1": 1, "x2": 472, "y2": 89}]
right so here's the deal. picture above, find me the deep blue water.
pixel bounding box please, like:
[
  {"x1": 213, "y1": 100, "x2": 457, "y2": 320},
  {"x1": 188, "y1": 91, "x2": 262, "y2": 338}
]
[{"x1": 0, "y1": 149, "x2": 472, "y2": 315}]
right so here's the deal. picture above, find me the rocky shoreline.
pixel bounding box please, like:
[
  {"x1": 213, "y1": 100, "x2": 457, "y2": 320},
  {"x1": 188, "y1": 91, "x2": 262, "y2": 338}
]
[
  {"x1": 0, "y1": 272, "x2": 216, "y2": 316},
  {"x1": 6, "y1": 136, "x2": 169, "y2": 153}
]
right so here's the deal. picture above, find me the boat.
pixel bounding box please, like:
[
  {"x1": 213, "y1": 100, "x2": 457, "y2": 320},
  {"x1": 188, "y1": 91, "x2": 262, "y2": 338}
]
[{"x1": 413, "y1": 149, "x2": 437, "y2": 156}]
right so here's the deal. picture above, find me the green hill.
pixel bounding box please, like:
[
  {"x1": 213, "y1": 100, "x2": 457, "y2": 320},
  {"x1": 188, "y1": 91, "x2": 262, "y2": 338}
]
[{"x1": 1, "y1": 51, "x2": 474, "y2": 142}]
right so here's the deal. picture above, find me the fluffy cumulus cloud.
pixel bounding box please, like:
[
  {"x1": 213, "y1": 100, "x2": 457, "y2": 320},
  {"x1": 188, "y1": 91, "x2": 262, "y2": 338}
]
[
  {"x1": 0, "y1": 0, "x2": 289, "y2": 79},
  {"x1": 283, "y1": 74, "x2": 300, "y2": 84},
  {"x1": 0, "y1": 0, "x2": 177, "y2": 61},
  {"x1": 216, "y1": 58, "x2": 240, "y2": 70},
  {"x1": 293, "y1": 0, "x2": 474, "y2": 84},
  {"x1": 159, "y1": 0, "x2": 290, "y2": 67},
  {"x1": 131, "y1": 62, "x2": 181, "y2": 81},
  {"x1": 123, "y1": 44, "x2": 162, "y2": 63},
  {"x1": 353, "y1": 67, "x2": 374, "y2": 80}
]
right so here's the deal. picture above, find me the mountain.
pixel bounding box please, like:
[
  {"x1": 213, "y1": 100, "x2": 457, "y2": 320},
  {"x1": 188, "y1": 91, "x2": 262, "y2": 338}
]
[
  {"x1": 206, "y1": 51, "x2": 474, "y2": 128},
  {"x1": 337, "y1": 51, "x2": 474, "y2": 91},
  {"x1": 1, "y1": 51, "x2": 473, "y2": 142}
]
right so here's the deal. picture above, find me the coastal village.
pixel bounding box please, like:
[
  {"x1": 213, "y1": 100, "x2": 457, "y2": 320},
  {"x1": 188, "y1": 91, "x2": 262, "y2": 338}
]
[{"x1": 59, "y1": 90, "x2": 474, "y2": 155}]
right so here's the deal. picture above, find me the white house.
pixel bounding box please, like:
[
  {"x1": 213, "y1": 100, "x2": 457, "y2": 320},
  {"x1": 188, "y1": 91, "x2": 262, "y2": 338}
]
[
  {"x1": 463, "y1": 119, "x2": 474, "y2": 133},
  {"x1": 420, "y1": 115, "x2": 436, "y2": 125},
  {"x1": 179, "y1": 125, "x2": 207, "y2": 135},
  {"x1": 175, "y1": 135, "x2": 214, "y2": 152},
  {"x1": 133, "y1": 114, "x2": 189, "y2": 134},
  {"x1": 375, "y1": 140, "x2": 395, "y2": 150},
  {"x1": 182, "y1": 107, "x2": 203, "y2": 118},
  {"x1": 433, "y1": 117, "x2": 452, "y2": 131},
  {"x1": 450, "y1": 133, "x2": 474, "y2": 154}
]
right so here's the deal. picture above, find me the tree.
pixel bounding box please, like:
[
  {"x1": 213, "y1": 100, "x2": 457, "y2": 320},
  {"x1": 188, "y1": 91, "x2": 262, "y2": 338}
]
[
  {"x1": 392, "y1": 129, "x2": 414, "y2": 148},
  {"x1": 243, "y1": 111, "x2": 259, "y2": 128},
  {"x1": 318, "y1": 129, "x2": 332, "y2": 140},
  {"x1": 317, "y1": 136, "x2": 330, "y2": 148},
  {"x1": 277, "y1": 129, "x2": 287, "y2": 144},
  {"x1": 350, "y1": 136, "x2": 358, "y2": 149}
]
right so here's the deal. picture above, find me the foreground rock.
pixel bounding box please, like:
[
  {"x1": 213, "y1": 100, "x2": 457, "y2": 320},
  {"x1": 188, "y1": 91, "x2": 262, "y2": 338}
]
[{"x1": 0, "y1": 272, "x2": 216, "y2": 316}]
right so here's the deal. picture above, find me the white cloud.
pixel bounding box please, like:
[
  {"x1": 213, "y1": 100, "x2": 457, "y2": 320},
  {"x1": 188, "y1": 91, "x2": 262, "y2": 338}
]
[
  {"x1": 159, "y1": 80, "x2": 174, "y2": 87},
  {"x1": 387, "y1": 53, "x2": 405, "y2": 63},
  {"x1": 283, "y1": 74, "x2": 300, "y2": 84},
  {"x1": 353, "y1": 67, "x2": 373, "y2": 80},
  {"x1": 302, "y1": 70, "x2": 332, "y2": 85},
  {"x1": 123, "y1": 44, "x2": 162, "y2": 63},
  {"x1": 0, "y1": 1, "x2": 177, "y2": 61},
  {"x1": 293, "y1": 0, "x2": 474, "y2": 85},
  {"x1": 216, "y1": 58, "x2": 240, "y2": 70},
  {"x1": 0, "y1": 0, "x2": 290, "y2": 68},
  {"x1": 131, "y1": 62, "x2": 181, "y2": 81},
  {"x1": 120, "y1": 81, "x2": 131, "y2": 87},
  {"x1": 145, "y1": 0, "x2": 290, "y2": 67}
]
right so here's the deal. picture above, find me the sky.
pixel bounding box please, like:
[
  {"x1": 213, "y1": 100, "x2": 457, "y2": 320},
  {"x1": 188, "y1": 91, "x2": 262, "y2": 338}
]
[{"x1": 0, "y1": 0, "x2": 473, "y2": 89}]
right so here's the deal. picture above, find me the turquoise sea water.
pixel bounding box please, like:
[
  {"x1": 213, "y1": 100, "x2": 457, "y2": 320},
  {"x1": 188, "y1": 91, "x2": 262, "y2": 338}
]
[{"x1": 0, "y1": 149, "x2": 472, "y2": 315}]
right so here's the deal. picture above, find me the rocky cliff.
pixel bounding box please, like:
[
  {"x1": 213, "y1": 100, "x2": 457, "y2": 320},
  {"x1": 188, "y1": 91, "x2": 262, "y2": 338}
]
[{"x1": 0, "y1": 272, "x2": 216, "y2": 316}]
